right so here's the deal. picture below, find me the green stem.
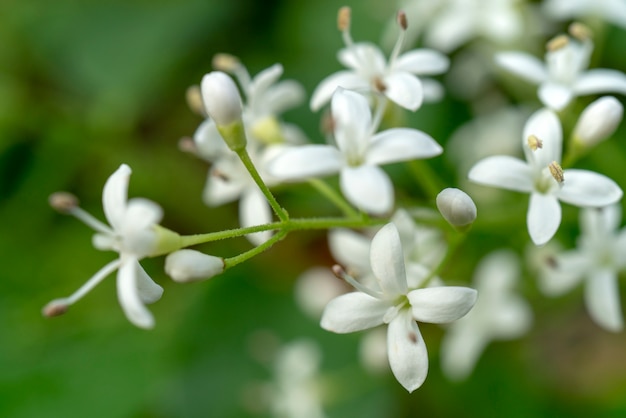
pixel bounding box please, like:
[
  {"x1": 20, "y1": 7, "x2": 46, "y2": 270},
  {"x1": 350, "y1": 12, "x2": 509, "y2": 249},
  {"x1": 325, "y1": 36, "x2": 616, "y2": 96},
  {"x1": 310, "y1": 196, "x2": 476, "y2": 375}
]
[
  {"x1": 224, "y1": 229, "x2": 288, "y2": 269},
  {"x1": 236, "y1": 148, "x2": 289, "y2": 222},
  {"x1": 180, "y1": 222, "x2": 284, "y2": 247},
  {"x1": 407, "y1": 160, "x2": 443, "y2": 199},
  {"x1": 308, "y1": 178, "x2": 361, "y2": 218}
]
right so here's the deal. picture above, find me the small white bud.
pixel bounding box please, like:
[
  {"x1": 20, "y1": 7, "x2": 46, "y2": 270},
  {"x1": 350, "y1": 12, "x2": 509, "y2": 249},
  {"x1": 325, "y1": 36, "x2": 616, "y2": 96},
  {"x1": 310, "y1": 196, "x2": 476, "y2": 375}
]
[
  {"x1": 436, "y1": 188, "x2": 477, "y2": 228},
  {"x1": 165, "y1": 249, "x2": 224, "y2": 283},
  {"x1": 573, "y1": 96, "x2": 623, "y2": 148},
  {"x1": 201, "y1": 71, "x2": 243, "y2": 126}
]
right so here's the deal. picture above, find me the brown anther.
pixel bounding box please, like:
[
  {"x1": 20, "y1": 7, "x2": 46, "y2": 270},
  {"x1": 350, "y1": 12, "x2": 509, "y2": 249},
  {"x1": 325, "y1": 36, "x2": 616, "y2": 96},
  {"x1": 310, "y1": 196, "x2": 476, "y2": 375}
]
[
  {"x1": 337, "y1": 6, "x2": 351, "y2": 32},
  {"x1": 42, "y1": 301, "x2": 68, "y2": 317},
  {"x1": 397, "y1": 10, "x2": 408, "y2": 30},
  {"x1": 49, "y1": 192, "x2": 78, "y2": 213},
  {"x1": 321, "y1": 112, "x2": 336, "y2": 136},
  {"x1": 212, "y1": 53, "x2": 241, "y2": 72},
  {"x1": 527, "y1": 134, "x2": 543, "y2": 151},
  {"x1": 545, "y1": 255, "x2": 559, "y2": 269},
  {"x1": 332, "y1": 264, "x2": 347, "y2": 280},
  {"x1": 549, "y1": 161, "x2": 564, "y2": 183},
  {"x1": 569, "y1": 22, "x2": 592, "y2": 41},
  {"x1": 408, "y1": 332, "x2": 418, "y2": 344},
  {"x1": 186, "y1": 85, "x2": 206, "y2": 117},
  {"x1": 546, "y1": 35, "x2": 569, "y2": 52},
  {"x1": 211, "y1": 168, "x2": 230, "y2": 182},
  {"x1": 373, "y1": 77, "x2": 387, "y2": 93},
  {"x1": 178, "y1": 137, "x2": 197, "y2": 154}
]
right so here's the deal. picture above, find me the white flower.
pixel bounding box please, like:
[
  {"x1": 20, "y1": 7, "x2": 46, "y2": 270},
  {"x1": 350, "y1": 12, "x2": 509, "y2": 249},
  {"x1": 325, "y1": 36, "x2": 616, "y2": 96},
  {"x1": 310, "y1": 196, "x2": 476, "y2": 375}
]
[
  {"x1": 269, "y1": 89, "x2": 442, "y2": 214},
  {"x1": 538, "y1": 205, "x2": 626, "y2": 331},
  {"x1": 320, "y1": 223, "x2": 477, "y2": 392},
  {"x1": 468, "y1": 108, "x2": 623, "y2": 245},
  {"x1": 43, "y1": 164, "x2": 174, "y2": 329},
  {"x1": 542, "y1": 0, "x2": 626, "y2": 29},
  {"x1": 310, "y1": 12, "x2": 449, "y2": 111},
  {"x1": 440, "y1": 250, "x2": 532, "y2": 380},
  {"x1": 496, "y1": 35, "x2": 626, "y2": 111}
]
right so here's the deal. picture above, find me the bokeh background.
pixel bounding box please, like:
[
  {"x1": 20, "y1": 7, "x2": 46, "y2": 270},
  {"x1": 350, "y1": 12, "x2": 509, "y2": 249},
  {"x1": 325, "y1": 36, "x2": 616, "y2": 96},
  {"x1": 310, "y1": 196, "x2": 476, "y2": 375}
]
[{"x1": 2, "y1": 0, "x2": 626, "y2": 416}]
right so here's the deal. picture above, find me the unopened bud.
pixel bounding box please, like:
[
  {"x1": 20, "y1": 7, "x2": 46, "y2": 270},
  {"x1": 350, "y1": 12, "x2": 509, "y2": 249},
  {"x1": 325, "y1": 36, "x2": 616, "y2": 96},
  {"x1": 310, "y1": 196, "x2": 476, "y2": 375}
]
[
  {"x1": 548, "y1": 161, "x2": 564, "y2": 183},
  {"x1": 546, "y1": 35, "x2": 569, "y2": 52},
  {"x1": 201, "y1": 71, "x2": 246, "y2": 151},
  {"x1": 42, "y1": 299, "x2": 69, "y2": 317},
  {"x1": 397, "y1": 10, "x2": 408, "y2": 31},
  {"x1": 527, "y1": 134, "x2": 543, "y2": 151},
  {"x1": 436, "y1": 188, "x2": 477, "y2": 228},
  {"x1": 165, "y1": 249, "x2": 224, "y2": 283},
  {"x1": 212, "y1": 53, "x2": 241, "y2": 72},
  {"x1": 337, "y1": 6, "x2": 351, "y2": 32},
  {"x1": 573, "y1": 96, "x2": 623, "y2": 148},
  {"x1": 49, "y1": 192, "x2": 78, "y2": 213}
]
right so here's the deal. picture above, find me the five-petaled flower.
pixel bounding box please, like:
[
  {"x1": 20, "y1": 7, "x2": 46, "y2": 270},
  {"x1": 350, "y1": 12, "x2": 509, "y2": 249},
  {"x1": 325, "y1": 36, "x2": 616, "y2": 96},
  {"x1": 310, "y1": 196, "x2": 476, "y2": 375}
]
[
  {"x1": 320, "y1": 223, "x2": 477, "y2": 392},
  {"x1": 468, "y1": 108, "x2": 623, "y2": 245}
]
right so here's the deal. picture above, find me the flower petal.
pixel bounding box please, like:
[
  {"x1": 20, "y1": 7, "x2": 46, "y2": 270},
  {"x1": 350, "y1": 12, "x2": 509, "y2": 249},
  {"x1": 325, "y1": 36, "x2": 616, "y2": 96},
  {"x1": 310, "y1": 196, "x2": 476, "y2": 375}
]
[
  {"x1": 340, "y1": 165, "x2": 393, "y2": 215},
  {"x1": 468, "y1": 156, "x2": 533, "y2": 193},
  {"x1": 387, "y1": 310, "x2": 428, "y2": 392},
  {"x1": 408, "y1": 286, "x2": 477, "y2": 323},
  {"x1": 522, "y1": 108, "x2": 562, "y2": 166},
  {"x1": 117, "y1": 259, "x2": 155, "y2": 329},
  {"x1": 366, "y1": 128, "x2": 442, "y2": 166},
  {"x1": 573, "y1": 69, "x2": 626, "y2": 96},
  {"x1": 495, "y1": 52, "x2": 548, "y2": 84},
  {"x1": 103, "y1": 164, "x2": 131, "y2": 230},
  {"x1": 440, "y1": 326, "x2": 487, "y2": 381},
  {"x1": 538, "y1": 82, "x2": 574, "y2": 111},
  {"x1": 310, "y1": 71, "x2": 368, "y2": 111},
  {"x1": 320, "y1": 292, "x2": 389, "y2": 333},
  {"x1": 585, "y1": 268, "x2": 623, "y2": 332},
  {"x1": 538, "y1": 250, "x2": 590, "y2": 296},
  {"x1": 193, "y1": 119, "x2": 229, "y2": 161},
  {"x1": 249, "y1": 63, "x2": 283, "y2": 99},
  {"x1": 383, "y1": 71, "x2": 423, "y2": 111},
  {"x1": 370, "y1": 223, "x2": 408, "y2": 298},
  {"x1": 260, "y1": 80, "x2": 306, "y2": 116},
  {"x1": 393, "y1": 49, "x2": 450, "y2": 75},
  {"x1": 267, "y1": 145, "x2": 343, "y2": 180},
  {"x1": 136, "y1": 264, "x2": 164, "y2": 304},
  {"x1": 240, "y1": 187, "x2": 272, "y2": 246},
  {"x1": 527, "y1": 192, "x2": 561, "y2": 245},
  {"x1": 338, "y1": 43, "x2": 387, "y2": 73},
  {"x1": 328, "y1": 229, "x2": 371, "y2": 274},
  {"x1": 557, "y1": 169, "x2": 623, "y2": 207},
  {"x1": 332, "y1": 89, "x2": 372, "y2": 156}
]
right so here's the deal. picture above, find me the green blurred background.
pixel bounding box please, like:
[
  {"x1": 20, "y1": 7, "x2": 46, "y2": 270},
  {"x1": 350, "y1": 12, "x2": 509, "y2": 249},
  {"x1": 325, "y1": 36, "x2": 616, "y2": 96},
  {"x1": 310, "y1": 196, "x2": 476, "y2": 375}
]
[{"x1": 2, "y1": 0, "x2": 626, "y2": 416}]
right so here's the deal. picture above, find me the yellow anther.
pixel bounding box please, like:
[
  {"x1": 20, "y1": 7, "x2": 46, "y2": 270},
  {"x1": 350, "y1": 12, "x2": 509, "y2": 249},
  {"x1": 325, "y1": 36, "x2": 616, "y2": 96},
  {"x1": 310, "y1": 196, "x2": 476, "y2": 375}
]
[
  {"x1": 527, "y1": 134, "x2": 543, "y2": 151},
  {"x1": 337, "y1": 6, "x2": 351, "y2": 32},
  {"x1": 549, "y1": 161, "x2": 564, "y2": 183},
  {"x1": 186, "y1": 85, "x2": 206, "y2": 117},
  {"x1": 569, "y1": 22, "x2": 592, "y2": 42},
  {"x1": 547, "y1": 35, "x2": 569, "y2": 52},
  {"x1": 212, "y1": 53, "x2": 241, "y2": 72}
]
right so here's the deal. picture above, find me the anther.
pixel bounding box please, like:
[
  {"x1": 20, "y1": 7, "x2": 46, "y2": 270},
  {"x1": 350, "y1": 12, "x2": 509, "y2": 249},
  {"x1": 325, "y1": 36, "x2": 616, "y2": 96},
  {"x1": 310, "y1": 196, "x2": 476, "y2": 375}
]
[
  {"x1": 49, "y1": 192, "x2": 79, "y2": 213},
  {"x1": 337, "y1": 6, "x2": 351, "y2": 32},
  {"x1": 373, "y1": 77, "x2": 387, "y2": 93},
  {"x1": 548, "y1": 161, "x2": 564, "y2": 183},
  {"x1": 527, "y1": 134, "x2": 543, "y2": 151},
  {"x1": 212, "y1": 53, "x2": 241, "y2": 72},
  {"x1": 408, "y1": 332, "x2": 418, "y2": 344},
  {"x1": 332, "y1": 264, "x2": 348, "y2": 280},
  {"x1": 569, "y1": 22, "x2": 592, "y2": 42},
  {"x1": 545, "y1": 255, "x2": 559, "y2": 269},
  {"x1": 42, "y1": 299, "x2": 69, "y2": 317},
  {"x1": 212, "y1": 168, "x2": 230, "y2": 182},
  {"x1": 397, "y1": 10, "x2": 408, "y2": 31},
  {"x1": 546, "y1": 35, "x2": 569, "y2": 52},
  {"x1": 178, "y1": 137, "x2": 198, "y2": 154},
  {"x1": 186, "y1": 85, "x2": 206, "y2": 117}
]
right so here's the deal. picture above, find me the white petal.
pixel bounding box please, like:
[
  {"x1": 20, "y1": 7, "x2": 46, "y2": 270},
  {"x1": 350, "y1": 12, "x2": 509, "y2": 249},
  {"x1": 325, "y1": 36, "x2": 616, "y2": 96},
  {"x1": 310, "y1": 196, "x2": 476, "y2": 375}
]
[
  {"x1": 320, "y1": 292, "x2": 389, "y2": 333},
  {"x1": 370, "y1": 223, "x2": 408, "y2": 298},
  {"x1": 573, "y1": 69, "x2": 626, "y2": 96},
  {"x1": 310, "y1": 71, "x2": 368, "y2": 111},
  {"x1": 495, "y1": 52, "x2": 548, "y2": 84},
  {"x1": 383, "y1": 72, "x2": 423, "y2": 111},
  {"x1": 527, "y1": 192, "x2": 561, "y2": 245},
  {"x1": 249, "y1": 63, "x2": 283, "y2": 98},
  {"x1": 332, "y1": 89, "x2": 372, "y2": 155},
  {"x1": 522, "y1": 108, "x2": 562, "y2": 166},
  {"x1": 421, "y1": 78, "x2": 445, "y2": 102},
  {"x1": 488, "y1": 297, "x2": 533, "y2": 338},
  {"x1": 557, "y1": 169, "x2": 623, "y2": 207},
  {"x1": 267, "y1": 145, "x2": 343, "y2": 180},
  {"x1": 387, "y1": 310, "x2": 428, "y2": 392},
  {"x1": 538, "y1": 251, "x2": 589, "y2": 296},
  {"x1": 117, "y1": 259, "x2": 155, "y2": 329},
  {"x1": 193, "y1": 119, "x2": 229, "y2": 161},
  {"x1": 261, "y1": 80, "x2": 306, "y2": 116},
  {"x1": 424, "y1": 10, "x2": 475, "y2": 52},
  {"x1": 340, "y1": 165, "x2": 393, "y2": 215},
  {"x1": 338, "y1": 43, "x2": 387, "y2": 73},
  {"x1": 585, "y1": 269, "x2": 623, "y2": 332},
  {"x1": 103, "y1": 164, "x2": 131, "y2": 230},
  {"x1": 328, "y1": 229, "x2": 371, "y2": 274},
  {"x1": 408, "y1": 287, "x2": 477, "y2": 323},
  {"x1": 393, "y1": 49, "x2": 450, "y2": 75},
  {"x1": 538, "y1": 82, "x2": 574, "y2": 111},
  {"x1": 240, "y1": 187, "x2": 272, "y2": 246},
  {"x1": 122, "y1": 198, "x2": 163, "y2": 231},
  {"x1": 202, "y1": 170, "x2": 245, "y2": 206},
  {"x1": 367, "y1": 129, "x2": 442, "y2": 166},
  {"x1": 468, "y1": 156, "x2": 533, "y2": 193},
  {"x1": 135, "y1": 264, "x2": 163, "y2": 304},
  {"x1": 440, "y1": 326, "x2": 487, "y2": 381}
]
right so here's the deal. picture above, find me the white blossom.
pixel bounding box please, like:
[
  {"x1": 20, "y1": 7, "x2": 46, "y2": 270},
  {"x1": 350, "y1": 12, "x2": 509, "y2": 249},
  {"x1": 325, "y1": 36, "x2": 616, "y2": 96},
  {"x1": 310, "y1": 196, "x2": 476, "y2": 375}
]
[
  {"x1": 269, "y1": 89, "x2": 442, "y2": 215},
  {"x1": 201, "y1": 71, "x2": 243, "y2": 126},
  {"x1": 469, "y1": 108, "x2": 623, "y2": 245},
  {"x1": 542, "y1": 0, "x2": 626, "y2": 29},
  {"x1": 321, "y1": 223, "x2": 477, "y2": 392},
  {"x1": 441, "y1": 250, "x2": 532, "y2": 380},
  {"x1": 538, "y1": 205, "x2": 626, "y2": 331},
  {"x1": 436, "y1": 188, "x2": 477, "y2": 227},
  {"x1": 573, "y1": 96, "x2": 623, "y2": 148}
]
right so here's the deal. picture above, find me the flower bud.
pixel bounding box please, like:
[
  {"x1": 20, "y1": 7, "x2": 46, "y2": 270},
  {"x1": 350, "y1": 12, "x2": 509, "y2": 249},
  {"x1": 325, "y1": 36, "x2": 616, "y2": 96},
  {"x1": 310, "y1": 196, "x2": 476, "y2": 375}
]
[
  {"x1": 165, "y1": 249, "x2": 224, "y2": 283},
  {"x1": 573, "y1": 96, "x2": 623, "y2": 148},
  {"x1": 436, "y1": 188, "x2": 477, "y2": 228}
]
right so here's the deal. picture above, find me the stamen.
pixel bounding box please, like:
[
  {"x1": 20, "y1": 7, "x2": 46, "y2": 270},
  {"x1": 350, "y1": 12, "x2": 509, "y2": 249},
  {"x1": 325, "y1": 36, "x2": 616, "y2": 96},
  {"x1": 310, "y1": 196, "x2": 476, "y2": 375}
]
[
  {"x1": 212, "y1": 168, "x2": 230, "y2": 182},
  {"x1": 569, "y1": 22, "x2": 592, "y2": 42},
  {"x1": 321, "y1": 112, "x2": 335, "y2": 136},
  {"x1": 186, "y1": 85, "x2": 206, "y2": 117},
  {"x1": 372, "y1": 77, "x2": 387, "y2": 93},
  {"x1": 548, "y1": 161, "x2": 564, "y2": 183},
  {"x1": 545, "y1": 255, "x2": 559, "y2": 269},
  {"x1": 69, "y1": 206, "x2": 114, "y2": 235},
  {"x1": 64, "y1": 259, "x2": 122, "y2": 305},
  {"x1": 397, "y1": 10, "x2": 408, "y2": 31},
  {"x1": 527, "y1": 134, "x2": 543, "y2": 151},
  {"x1": 42, "y1": 299, "x2": 69, "y2": 317},
  {"x1": 338, "y1": 7, "x2": 354, "y2": 48},
  {"x1": 389, "y1": 12, "x2": 407, "y2": 66},
  {"x1": 178, "y1": 137, "x2": 198, "y2": 154},
  {"x1": 49, "y1": 192, "x2": 79, "y2": 213},
  {"x1": 332, "y1": 264, "x2": 382, "y2": 299},
  {"x1": 546, "y1": 35, "x2": 569, "y2": 52},
  {"x1": 212, "y1": 53, "x2": 241, "y2": 72}
]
